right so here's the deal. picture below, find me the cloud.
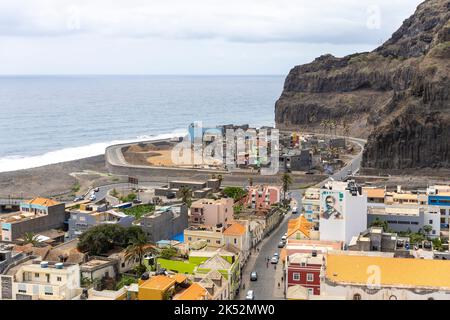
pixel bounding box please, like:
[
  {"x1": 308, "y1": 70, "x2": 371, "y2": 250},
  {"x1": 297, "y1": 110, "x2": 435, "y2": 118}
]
[{"x1": 0, "y1": 0, "x2": 422, "y2": 44}]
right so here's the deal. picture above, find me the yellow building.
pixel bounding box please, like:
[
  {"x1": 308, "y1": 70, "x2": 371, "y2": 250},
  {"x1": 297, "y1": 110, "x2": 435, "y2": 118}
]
[
  {"x1": 184, "y1": 225, "x2": 225, "y2": 248},
  {"x1": 323, "y1": 252, "x2": 450, "y2": 300},
  {"x1": 138, "y1": 274, "x2": 187, "y2": 300}
]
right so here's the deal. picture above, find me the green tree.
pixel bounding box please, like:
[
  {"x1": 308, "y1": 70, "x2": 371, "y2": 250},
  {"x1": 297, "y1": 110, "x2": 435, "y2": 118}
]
[
  {"x1": 159, "y1": 246, "x2": 178, "y2": 260},
  {"x1": 22, "y1": 232, "x2": 39, "y2": 246},
  {"x1": 223, "y1": 187, "x2": 247, "y2": 201},
  {"x1": 77, "y1": 224, "x2": 147, "y2": 256},
  {"x1": 124, "y1": 236, "x2": 156, "y2": 276},
  {"x1": 115, "y1": 275, "x2": 137, "y2": 290},
  {"x1": 369, "y1": 217, "x2": 390, "y2": 232},
  {"x1": 423, "y1": 225, "x2": 433, "y2": 238},
  {"x1": 123, "y1": 204, "x2": 155, "y2": 219},
  {"x1": 280, "y1": 173, "x2": 293, "y2": 201},
  {"x1": 120, "y1": 193, "x2": 137, "y2": 203},
  {"x1": 179, "y1": 187, "x2": 192, "y2": 207},
  {"x1": 111, "y1": 188, "x2": 119, "y2": 198}
]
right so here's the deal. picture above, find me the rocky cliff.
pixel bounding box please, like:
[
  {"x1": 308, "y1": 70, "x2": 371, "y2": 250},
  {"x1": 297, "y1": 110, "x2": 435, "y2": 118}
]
[{"x1": 275, "y1": 0, "x2": 450, "y2": 171}]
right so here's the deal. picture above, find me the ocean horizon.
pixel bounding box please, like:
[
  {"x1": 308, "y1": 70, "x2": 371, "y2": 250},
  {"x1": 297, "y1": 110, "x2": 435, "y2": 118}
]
[{"x1": 0, "y1": 75, "x2": 285, "y2": 173}]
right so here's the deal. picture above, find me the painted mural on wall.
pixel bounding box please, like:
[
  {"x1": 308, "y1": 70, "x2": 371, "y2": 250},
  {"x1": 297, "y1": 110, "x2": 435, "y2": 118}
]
[{"x1": 320, "y1": 190, "x2": 344, "y2": 220}]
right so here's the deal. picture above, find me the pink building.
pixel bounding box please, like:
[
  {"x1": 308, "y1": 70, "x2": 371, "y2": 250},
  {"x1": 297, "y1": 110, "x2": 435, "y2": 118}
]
[
  {"x1": 190, "y1": 198, "x2": 234, "y2": 227},
  {"x1": 244, "y1": 185, "x2": 281, "y2": 210}
]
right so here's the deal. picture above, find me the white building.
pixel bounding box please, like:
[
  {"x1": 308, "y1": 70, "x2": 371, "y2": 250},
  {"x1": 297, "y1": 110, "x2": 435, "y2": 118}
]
[
  {"x1": 0, "y1": 260, "x2": 81, "y2": 300},
  {"x1": 319, "y1": 180, "x2": 367, "y2": 245}
]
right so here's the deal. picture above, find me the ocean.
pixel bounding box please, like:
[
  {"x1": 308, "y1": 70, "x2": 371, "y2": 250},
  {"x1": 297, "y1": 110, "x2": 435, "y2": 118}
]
[{"x1": 0, "y1": 75, "x2": 285, "y2": 173}]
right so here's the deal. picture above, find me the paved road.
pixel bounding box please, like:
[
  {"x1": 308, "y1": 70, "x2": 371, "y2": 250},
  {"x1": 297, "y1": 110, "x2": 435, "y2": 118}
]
[
  {"x1": 317, "y1": 135, "x2": 366, "y2": 187},
  {"x1": 237, "y1": 191, "x2": 303, "y2": 300},
  {"x1": 235, "y1": 135, "x2": 366, "y2": 300}
]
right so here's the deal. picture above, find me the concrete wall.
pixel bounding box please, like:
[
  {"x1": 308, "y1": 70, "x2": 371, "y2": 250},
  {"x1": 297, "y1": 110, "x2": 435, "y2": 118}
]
[
  {"x1": 9, "y1": 203, "x2": 66, "y2": 240},
  {"x1": 141, "y1": 205, "x2": 188, "y2": 243}
]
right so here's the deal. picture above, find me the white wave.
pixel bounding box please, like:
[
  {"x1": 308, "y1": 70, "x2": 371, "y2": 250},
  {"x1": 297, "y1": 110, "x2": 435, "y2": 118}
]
[{"x1": 0, "y1": 129, "x2": 188, "y2": 173}]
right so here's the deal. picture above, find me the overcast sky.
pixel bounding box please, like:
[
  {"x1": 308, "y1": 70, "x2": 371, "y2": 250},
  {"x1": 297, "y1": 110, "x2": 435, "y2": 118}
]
[{"x1": 0, "y1": 0, "x2": 423, "y2": 75}]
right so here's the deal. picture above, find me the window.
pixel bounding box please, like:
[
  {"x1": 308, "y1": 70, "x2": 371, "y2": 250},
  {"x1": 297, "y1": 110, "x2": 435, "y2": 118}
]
[
  {"x1": 216, "y1": 240, "x2": 221, "y2": 244},
  {"x1": 307, "y1": 274, "x2": 314, "y2": 282},
  {"x1": 307, "y1": 288, "x2": 314, "y2": 295},
  {"x1": 121, "y1": 263, "x2": 125, "y2": 268},
  {"x1": 292, "y1": 273, "x2": 300, "y2": 281},
  {"x1": 18, "y1": 284, "x2": 27, "y2": 293},
  {"x1": 57, "y1": 277, "x2": 62, "y2": 282},
  {"x1": 429, "y1": 220, "x2": 433, "y2": 224},
  {"x1": 44, "y1": 286, "x2": 53, "y2": 295},
  {"x1": 234, "y1": 238, "x2": 237, "y2": 244},
  {"x1": 34, "y1": 273, "x2": 39, "y2": 278},
  {"x1": 389, "y1": 295, "x2": 397, "y2": 300},
  {"x1": 353, "y1": 293, "x2": 361, "y2": 300}
]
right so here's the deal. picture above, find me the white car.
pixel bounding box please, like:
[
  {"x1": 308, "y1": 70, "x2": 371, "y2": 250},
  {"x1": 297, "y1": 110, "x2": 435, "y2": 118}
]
[
  {"x1": 89, "y1": 194, "x2": 96, "y2": 201},
  {"x1": 281, "y1": 235, "x2": 287, "y2": 241},
  {"x1": 245, "y1": 290, "x2": 255, "y2": 300},
  {"x1": 271, "y1": 256, "x2": 279, "y2": 264}
]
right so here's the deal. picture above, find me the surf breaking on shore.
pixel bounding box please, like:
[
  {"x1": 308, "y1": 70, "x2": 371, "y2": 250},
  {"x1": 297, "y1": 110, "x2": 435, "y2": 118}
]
[{"x1": 0, "y1": 130, "x2": 187, "y2": 173}]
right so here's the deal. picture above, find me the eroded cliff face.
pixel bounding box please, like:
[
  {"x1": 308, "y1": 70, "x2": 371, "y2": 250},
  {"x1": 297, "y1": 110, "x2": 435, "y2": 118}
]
[{"x1": 275, "y1": 0, "x2": 450, "y2": 170}]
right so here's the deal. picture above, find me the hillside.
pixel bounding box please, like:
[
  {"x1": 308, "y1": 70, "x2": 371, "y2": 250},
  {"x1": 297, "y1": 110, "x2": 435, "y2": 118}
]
[{"x1": 275, "y1": 0, "x2": 450, "y2": 171}]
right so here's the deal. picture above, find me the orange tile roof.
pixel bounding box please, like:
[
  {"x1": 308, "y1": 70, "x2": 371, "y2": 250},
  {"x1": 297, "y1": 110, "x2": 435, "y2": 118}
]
[
  {"x1": 26, "y1": 197, "x2": 60, "y2": 207},
  {"x1": 140, "y1": 275, "x2": 176, "y2": 291},
  {"x1": 174, "y1": 274, "x2": 187, "y2": 284},
  {"x1": 223, "y1": 223, "x2": 246, "y2": 236},
  {"x1": 363, "y1": 188, "x2": 385, "y2": 199},
  {"x1": 287, "y1": 216, "x2": 312, "y2": 238},
  {"x1": 326, "y1": 252, "x2": 450, "y2": 289},
  {"x1": 174, "y1": 283, "x2": 211, "y2": 300}
]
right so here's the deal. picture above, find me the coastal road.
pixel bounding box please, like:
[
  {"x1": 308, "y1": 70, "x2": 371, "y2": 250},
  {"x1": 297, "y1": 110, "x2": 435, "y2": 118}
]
[{"x1": 316, "y1": 135, "x2": 367, "y2": 187}]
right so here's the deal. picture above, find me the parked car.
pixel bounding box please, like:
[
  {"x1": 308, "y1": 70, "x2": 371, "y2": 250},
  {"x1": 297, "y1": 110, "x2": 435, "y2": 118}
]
[
  {"x1": 93, "y1": 187, "x2": 100, "y2": 192},
  {"x1": 245, "y1": 290, "x2": 255, "y2": 300},
  {"x1": 271, "y1": 256, "x2": 279, "y2": 264},
  {"x1": 167, "y1": 192, "x2": 176, "y2": 199},
  {"x1": 250, "y1": 271, "x2": 258, "y2": 281},
  {"x1": 278, "y1": 241, "x2": 285, "y2": 248},
  {"x1": 281, "y1": 235, "x2": 287, "y2": 241},
  {"x1": 73, "y1": 197, "x2": 83, "y2": 202},
  {"x1": 291, "y1": 206, "x2": 298, "y2": 214},
  {"x1": 89, "y1": 194, "x2": 96, "y2": 201}
]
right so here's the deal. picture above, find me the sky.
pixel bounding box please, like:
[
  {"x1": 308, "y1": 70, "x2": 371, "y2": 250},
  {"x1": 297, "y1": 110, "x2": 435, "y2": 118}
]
[{"x1": 0, "y1": 0, "x2": 423, "y2": 75}]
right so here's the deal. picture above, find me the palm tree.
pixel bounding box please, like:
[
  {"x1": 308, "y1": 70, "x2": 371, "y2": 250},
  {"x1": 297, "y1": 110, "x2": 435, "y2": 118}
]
[
  {"x1": 22, "y1": 232, "x2": 39, "y2": 246},
  {"x1": 280, "y1": 173, "x2": 293, "y2": 202},
  {"x1": 320, "y1": 120, "x2": 327, "y2": 135},
  {"x1": 124, "y1": 237, "x2": 156, "y2": 275},
  {"x1": 179, "y1": 187, "x2": 192, "y2": 207},
  {"x1": 423, "y1": 225, "x2": 433, "y2": 238}
]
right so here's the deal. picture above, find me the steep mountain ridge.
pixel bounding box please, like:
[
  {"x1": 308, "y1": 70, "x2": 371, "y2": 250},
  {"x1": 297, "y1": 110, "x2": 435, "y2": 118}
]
[{"x1": 275, "y1": 0, "x2": 450, "y2": 171}]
